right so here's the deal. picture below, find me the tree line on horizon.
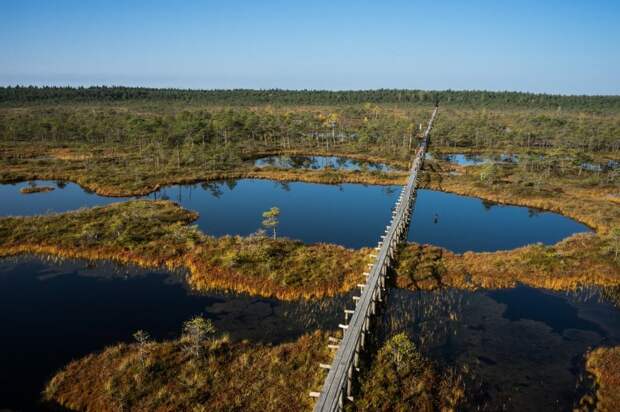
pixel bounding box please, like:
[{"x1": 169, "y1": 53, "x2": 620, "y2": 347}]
[{"x1": 1, "y1": 86, "x2": 620, "y2": 111}]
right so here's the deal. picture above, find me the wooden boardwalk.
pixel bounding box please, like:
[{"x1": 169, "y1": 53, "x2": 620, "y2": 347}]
[{"x1": 312, "y1": 107, "x2": 438, "y2": 411}]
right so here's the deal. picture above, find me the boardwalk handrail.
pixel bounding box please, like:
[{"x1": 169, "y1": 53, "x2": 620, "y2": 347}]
[{"x1": 313, "y1": 107, "x2": 438, "y2": 411}]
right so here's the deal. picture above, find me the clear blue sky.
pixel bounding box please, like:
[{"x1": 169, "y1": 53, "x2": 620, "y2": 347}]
[{"x1": 1, "y1": 0, "x2": 619, "y2": 94}]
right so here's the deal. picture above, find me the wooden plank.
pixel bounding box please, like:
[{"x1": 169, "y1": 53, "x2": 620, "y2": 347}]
[{"x1": 313, "y1": 107, "x2": 438, "y2": 411}]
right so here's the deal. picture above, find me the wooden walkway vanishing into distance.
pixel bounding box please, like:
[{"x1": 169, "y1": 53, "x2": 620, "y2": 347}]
[{"x1": 311, "y1": 107, "x2": 438, "y2": 411}]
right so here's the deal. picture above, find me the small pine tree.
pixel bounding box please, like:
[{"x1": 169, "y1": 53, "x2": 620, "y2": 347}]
[
  {"x1": 132, "y1": 330, "x2": 151, "y2": 368},
  {"x1": 479, "y1": 162, "x2": 498, "y2": 184},
  {"x1": 603, "y1": 227, "x2": 620, "y2": 263},
  {"x1": 262, "y1": 207, "x2": 280, "y2": 239},
  {"x1": 182, "y1": 316, "x2": 216, "y2": 360}
]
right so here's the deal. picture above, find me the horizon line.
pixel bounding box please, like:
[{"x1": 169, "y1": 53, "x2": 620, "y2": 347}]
[{"x1": 2, "y1": 84, "x2": 620, "y2": 98}]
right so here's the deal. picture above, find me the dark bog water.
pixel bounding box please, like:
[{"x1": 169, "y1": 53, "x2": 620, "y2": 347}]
[
  {"x1": 253, "y1": 155, "x2": 397, "y2": 172},
  {"x1": 381, "y1": 285, "x2": 620, "y2": 412},
  {"x1": 0, "y1": 256, "x2": 348, "y2": 412},
  {"x1": 0, "y1": 180, "x2": 589, "y2": 252}
]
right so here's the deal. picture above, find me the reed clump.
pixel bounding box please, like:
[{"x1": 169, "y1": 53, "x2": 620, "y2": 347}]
[
  {"x1": 352, "y1": 333, "x2": 465, "y2": 412},
  {"x1": 576, "y1": 346, "x2": 620, "y2": 411}
]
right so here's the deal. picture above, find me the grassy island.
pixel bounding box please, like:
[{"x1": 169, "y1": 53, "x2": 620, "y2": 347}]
[
  {"x1": 19, "y1": 184, "x2": 55, "y2": 194},
  {"x1": 0, "y1": 200, "x2": 369, "y2": 300},
  {"x1": 351, "y1": 333, "x2": 466, "y2": 412},
  {"x1": 576, "y1": 346, "x2": 620, "y2": 411},
  {"x1": 395, "y1": 234, "x2": 620, "y2": 293},
  {"x1": 44, "y1": 330, "x2": 331, "y2": 412}
]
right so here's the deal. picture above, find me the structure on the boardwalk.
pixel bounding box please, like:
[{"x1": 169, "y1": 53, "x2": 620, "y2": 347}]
[{"x1": 312, "y1": 107, "x2": 438, "y2": 411}]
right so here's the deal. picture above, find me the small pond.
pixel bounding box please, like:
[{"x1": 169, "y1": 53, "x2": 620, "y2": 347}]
[
  {"x1": 441, "y1": 153, "x2": 519, "y2": 166},
  {"x1": 407, "y1": 189, "x2": 590, "y2": 253},
  {"x1": 0, "y1": 256, "x2": 349, "y2": 411},
  {"x1": 380, "y1": 285, "x2": 620, "y2": 412},
  {"x1": 0, "y1": 180, "x2": 590, "y2": 252},
  {"x1": 433, "y1": 153, "x2": 619, "y2": 172},
  {"x1": 581, "y1": 159, "x2": 619, "y2": 172},
  {"x1": 253, "y1": 155, "x2": 397, "y2": 172}
]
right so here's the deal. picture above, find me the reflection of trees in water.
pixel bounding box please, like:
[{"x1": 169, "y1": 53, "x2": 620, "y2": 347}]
[
  {"x1": 481, "y1": 199, "x2": 497, "y2": 211},
  {"x1": 465, "y1": 154, "x2": 484, "y2": 164},
  {"x1": 5, "y1": 254, "x2": 172, "y2": 281},
  {"x1": 601, "y1": 285, "x2": 620, "y2": 308},
  {"x1": 335, "y1": 157, "x2": 349, "y2": 170},
  {"x1": 560, "y1": 284, "x2": 620, "y2": 308},
  {"x1": 255, "y1": 155, "x2": 392, "y2": 172},
  {"x1": 289, "y1": 156, "x2": 314, "y2": 169},
  {"x1": 498, "y1": 153, "x2": 519, "y2": 163},
  {"x1": 195, "y1": 180, "x2": 237, "y2": 197},
  {"x1": 275, "y1": 181, "x2": 291, "y2": 191},
  {"x1": 201, "y1": 182, "x2": 224, "y2": 198},
  {"x1": 261, "y1": 156, "x2": 277, "y2": 167},
  {"x1": 527, "y1": 208, "x2": 542, "y2": 218},
  {"x1": 153, "y1": 187, "x2": 172, "y2": 201},
  {"x1": 382, "y1": 186, "x2": 398, "y2": 196},
  {"x1": 224, "y1": 179, "x2": 238, "y2": 191}
]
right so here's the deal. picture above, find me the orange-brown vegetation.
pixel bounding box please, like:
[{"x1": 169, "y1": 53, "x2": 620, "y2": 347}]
[
  {"x1": 0, "y1": 142, "x2": 408, "y2": 197},
  {"x1": 396, "y1": 234, "x2": 620, "y2": 292},
  {"x1": 44, "y1": 331, "x2": 332, "y2": 412},
  {"x1": 352, "y1": 333, "x2": 465, "y2": 412},
  {"x1": 0, "y1": 200, "x2": 369, "y2": 300},
  {"x1": 19, "y1": 185, "x2": 55, "y2": 194},
  {"x1": 577, "y1": 346, "x2": 620, "y2": 412}
]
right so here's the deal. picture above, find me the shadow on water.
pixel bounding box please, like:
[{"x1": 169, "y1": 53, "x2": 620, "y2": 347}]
[
  {"x1": 378, "y1": 285, "x2": 620, "y2": 412},
  {"x1": 0, "y1": 255, "x2": 350, "y2": 412}
]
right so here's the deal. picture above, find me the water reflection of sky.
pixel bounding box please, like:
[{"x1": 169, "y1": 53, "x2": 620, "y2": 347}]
[
  {"x1": 254, "y1": 155, "x2": 396, "y2": 172},
  {"x1": 407, "y1": 189, "x2": 590, "y2": 253},
  {"x1": 0, "y1": 180, "x2": 590, "y2": 251},
  {"x1": 441, "y1": 153, "x2": 519, "y2": 166},
  {"x1": 432, "y1": 152, "x2": 619, "y2": 172}
]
